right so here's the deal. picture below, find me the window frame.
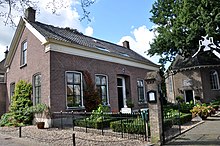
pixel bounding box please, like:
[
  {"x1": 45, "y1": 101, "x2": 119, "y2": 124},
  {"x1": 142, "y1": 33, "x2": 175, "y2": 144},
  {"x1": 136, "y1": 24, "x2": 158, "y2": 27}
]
[
  {"x1": 0, "y1": 74, "x2": 5, "y2": 83},
  {"x1": 137, "y1": 79, "x2": 146, "y2": 103},
  {"x1": 33, "y1": 73, "x2": 41, "y2": 105},
  {"x1": 20, "y1": 40, "x2": 27, "y2": 66},
  {"x1": 65, "y1": 71, "x2": 84, "y2": 109},
  {"x1": 95, "y1": 74, "x2": 109, "y2": 106},
  {"x1": 10, "y1": 82, "x2": 15, "y2": 104},
  {"x1": 210, "y1": 70, "x2": 220, "y2": 90}
]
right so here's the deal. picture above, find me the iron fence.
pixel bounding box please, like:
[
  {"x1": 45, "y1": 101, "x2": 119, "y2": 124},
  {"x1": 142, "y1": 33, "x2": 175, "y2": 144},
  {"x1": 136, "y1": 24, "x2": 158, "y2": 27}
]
[{"x1": 52, "y1": 111, "x2": 150, "y2": 141}]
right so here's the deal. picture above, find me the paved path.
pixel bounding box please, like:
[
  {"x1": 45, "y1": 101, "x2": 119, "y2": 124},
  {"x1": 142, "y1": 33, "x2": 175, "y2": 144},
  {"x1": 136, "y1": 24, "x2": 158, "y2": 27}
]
[
  {"x1": 165, "y1": 114, "x2": 220, "y2": 146},
  {"x1": 0, "y1": 133, "x2": 48, "y2": 146}
]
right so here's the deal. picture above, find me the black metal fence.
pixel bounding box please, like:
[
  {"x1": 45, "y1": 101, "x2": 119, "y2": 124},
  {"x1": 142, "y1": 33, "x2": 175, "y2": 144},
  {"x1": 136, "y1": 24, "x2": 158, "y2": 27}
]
[
  {"x1": 52, "y1": 111, "x2": 150, "y2": 141},
  {"x1": 163, "y1": 103, "x2": 181, "y2": 142}
]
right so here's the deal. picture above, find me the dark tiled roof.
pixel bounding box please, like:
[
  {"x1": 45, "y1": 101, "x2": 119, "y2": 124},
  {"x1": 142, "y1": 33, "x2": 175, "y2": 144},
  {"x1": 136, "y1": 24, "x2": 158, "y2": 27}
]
[
  {"x1": 170, "y1": 50, "x2": 220, "y2": 70},
  {"x1": 0, "y1": 59, "x2": 6, "y2": 73},
  {"x1": 29, "y1": 21, "x2": 158, "y2": 67}
]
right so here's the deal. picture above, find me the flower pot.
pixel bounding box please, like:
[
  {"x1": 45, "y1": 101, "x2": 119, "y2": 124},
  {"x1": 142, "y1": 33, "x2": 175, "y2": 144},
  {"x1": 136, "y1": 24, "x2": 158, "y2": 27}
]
[{"x1": 37, "y1": 122, "x2": 45, "y2": 129}]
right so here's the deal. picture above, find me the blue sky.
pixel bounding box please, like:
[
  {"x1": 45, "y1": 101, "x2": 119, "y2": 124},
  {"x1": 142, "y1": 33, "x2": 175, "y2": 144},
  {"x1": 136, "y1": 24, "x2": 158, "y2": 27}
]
[{"x1": 0, "y1": 0, "x2": 159, "y2": 64}]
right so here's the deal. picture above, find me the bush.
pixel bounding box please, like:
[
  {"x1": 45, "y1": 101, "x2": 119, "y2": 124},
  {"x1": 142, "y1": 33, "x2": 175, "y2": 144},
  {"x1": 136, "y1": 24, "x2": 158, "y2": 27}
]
[
  {"x1": 75, "y1": 118, "x2": 113, "y2": 129},
  {"x1": 179, "y1": 101, "x2": 194, "y2": 113},
  {"x1": 0, "y1": 80, "x2": 33, "y2": 126},
  {"x1": 110, "y1": 118, "x2": 146, "y2": 134}
]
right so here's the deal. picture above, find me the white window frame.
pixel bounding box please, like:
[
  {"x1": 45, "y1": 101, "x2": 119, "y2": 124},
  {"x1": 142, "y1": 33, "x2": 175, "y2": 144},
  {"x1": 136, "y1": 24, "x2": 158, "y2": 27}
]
[
  {"x1": 137, "y1": 79, "x2": 146, "y2": 103},
  {"x1": 65, "y1": 71, "x2": 84, "y2": 109},
  {"x1": 95, "y1": 74, "x2": 110, "y2": 106},
  {"x1": 21, "y1": 40, "x2": 27, "y2": 66},
  {"x1": 210, "y1": 70, "x2": 220, "y2": 90}
]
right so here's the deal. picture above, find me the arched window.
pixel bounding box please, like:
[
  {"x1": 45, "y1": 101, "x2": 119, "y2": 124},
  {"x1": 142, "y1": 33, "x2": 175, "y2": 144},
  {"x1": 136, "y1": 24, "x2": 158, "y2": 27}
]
[{"x1": 210, "y1": 70, "x2": 220, "y2": 90}]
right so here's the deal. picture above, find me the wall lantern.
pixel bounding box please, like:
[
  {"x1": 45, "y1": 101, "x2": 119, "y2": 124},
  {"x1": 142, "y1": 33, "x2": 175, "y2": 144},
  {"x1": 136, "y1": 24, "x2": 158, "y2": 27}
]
[{"x1": 147, "y1": 90, "x2": 157, "y2": 103}]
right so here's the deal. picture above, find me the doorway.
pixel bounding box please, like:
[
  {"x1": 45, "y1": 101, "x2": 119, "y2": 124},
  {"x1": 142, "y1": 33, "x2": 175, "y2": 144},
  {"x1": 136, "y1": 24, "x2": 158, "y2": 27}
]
[
  {"x1": 184, "y1": 90, "x2": 194, "y2": 103},
  {"x1": 117, "y1": 77, "x2": 126, "y2": 111}
]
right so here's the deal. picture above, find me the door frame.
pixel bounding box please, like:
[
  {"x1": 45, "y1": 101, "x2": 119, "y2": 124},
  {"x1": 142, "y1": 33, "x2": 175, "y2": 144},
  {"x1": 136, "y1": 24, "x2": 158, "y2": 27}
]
[
  {"x1": 117, "y1": 76, "x2": 127, "y2": 110},
  {"x1": 184, "y1": 90, "x2": 195, "y2": 103}
]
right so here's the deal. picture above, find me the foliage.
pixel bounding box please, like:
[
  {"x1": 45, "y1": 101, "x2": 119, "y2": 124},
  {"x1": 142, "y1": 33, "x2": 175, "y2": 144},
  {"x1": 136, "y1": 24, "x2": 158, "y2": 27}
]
[
  {"x1": 0, "y1": 80, "x2": 33, "y2": 126},
  {"x1": 83, "y1": 71, "x2": 101, "y2": 112},
  {"x1": 29, "y1": 103, "x2": 50, "y2": 122},
  {"x1": 0, "y1": 0, "x2": 95, "y2": 26},
  {"x1": 179, "y1": 101, "x2": 194, "y2": 113},
  {"x1": 110, "y1": 118, "x2": 146, "y2": 134},
  {"x1": 149, "y1": 0, "x2": 220, "y2": 64},
  {"x1": 176, "y1": 96, "x2": 184, "y2": 103},
  {"x1": 75, "y1": 118, "x2": 113, "y2": 129},
  {"x1": 126, "y1": 99, "x2": 134, "y2": 109},
  {"x1": 190, "y1": 104, "x2": 215, "y2": 119}
]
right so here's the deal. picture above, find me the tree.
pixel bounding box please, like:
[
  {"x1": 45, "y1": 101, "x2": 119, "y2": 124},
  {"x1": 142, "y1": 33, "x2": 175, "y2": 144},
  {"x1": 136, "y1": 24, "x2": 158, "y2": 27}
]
[
  {"x1": 0, "y1": 80, "x2": 33, "y2": 126},
  {"x1": 0, "y1": 0, "x2": 95, "y2": 26},
  {"x1": 149, "y1": 0, "x2": 220, "y2": 65}
]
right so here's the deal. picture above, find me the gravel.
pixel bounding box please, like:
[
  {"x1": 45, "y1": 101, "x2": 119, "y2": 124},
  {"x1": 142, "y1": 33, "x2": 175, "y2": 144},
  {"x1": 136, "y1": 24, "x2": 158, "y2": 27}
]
[{"x1": 0, "y1": 126, "x2": 150, "y2": 146}]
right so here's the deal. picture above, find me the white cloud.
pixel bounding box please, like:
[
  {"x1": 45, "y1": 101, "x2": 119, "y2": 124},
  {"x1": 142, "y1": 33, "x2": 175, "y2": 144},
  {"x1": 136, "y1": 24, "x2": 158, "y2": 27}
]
[
  {"x1": 118, "y1": 25, "x2": 160, "y2": 65},
  {"x1": 85, "y1": 26, "x2": 94, "y2": 36}
]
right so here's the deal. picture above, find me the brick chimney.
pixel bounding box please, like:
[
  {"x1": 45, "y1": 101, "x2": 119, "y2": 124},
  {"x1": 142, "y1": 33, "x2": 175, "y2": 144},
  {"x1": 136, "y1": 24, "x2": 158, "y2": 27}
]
[
  {"x1": 25, "y1": 7, "x2": 36, "y2": 22},
  {"x1": 123, "y1": 40, "x2": 130, "y2": 49}
]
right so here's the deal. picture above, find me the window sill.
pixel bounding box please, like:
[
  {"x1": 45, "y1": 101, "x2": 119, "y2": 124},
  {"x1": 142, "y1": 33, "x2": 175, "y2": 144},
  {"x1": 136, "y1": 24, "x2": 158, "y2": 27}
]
[
  {"x1": 20, "y1": 63, "x2": 27, "y2": 69},
  {"x1": 138, "y1": 102, "x2": 147, "y2": 105},
  {"x1": 66, "y1": 107, "x2": 85, "y2": 111}
]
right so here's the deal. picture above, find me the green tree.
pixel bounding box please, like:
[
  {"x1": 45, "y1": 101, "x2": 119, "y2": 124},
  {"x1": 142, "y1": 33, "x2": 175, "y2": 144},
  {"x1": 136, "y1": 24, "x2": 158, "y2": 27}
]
[
  {"x1": 149, "y1": 0, "x2": 220, "y2": 65},
  {"x1": 0, "y1": 80, "x2": 33, "y2": 126}
]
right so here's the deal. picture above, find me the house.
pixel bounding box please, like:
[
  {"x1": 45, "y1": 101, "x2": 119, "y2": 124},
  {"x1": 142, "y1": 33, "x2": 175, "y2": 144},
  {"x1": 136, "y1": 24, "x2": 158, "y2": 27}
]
[
  {"x1": 166, "y1": 51, "x2": 220, "y2": 104},
  {"x1": 4, "y1": 7, "x2": 159, "y2": 115},
  {"x1": 0, "y1": 50, "x2": 7, "y2": 116}
]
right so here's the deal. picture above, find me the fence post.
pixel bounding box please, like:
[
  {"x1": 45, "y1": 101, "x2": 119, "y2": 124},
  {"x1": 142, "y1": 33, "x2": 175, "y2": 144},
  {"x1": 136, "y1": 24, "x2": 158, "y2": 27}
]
[
  {"x1": 85, "y1": 110, "x2": 87, "y2": 133},
  {"x1": 19, "y1": 126, "x2": 21, "y2": 138},
  {"x1": 120, "y1": 112, "x2": 123, "y2": 138},
  {"x1": 143, "y1": 111, "x2": 148, "y2": 141},
  {"x1": 72, "y1": 133, "x2": 76, "y2": 146},
  {"x1": 178, "y1": 101, "x2": 181, "y2": 134},
  {"x1": 101, "y1": 111, "x2": 104, "y2": 135},
  {"x1": 72, "y1": 111, "x2": 75, "y2": 131},
  {"x1": 60, "y1": 111, "x2": 63, "y2": 129}
]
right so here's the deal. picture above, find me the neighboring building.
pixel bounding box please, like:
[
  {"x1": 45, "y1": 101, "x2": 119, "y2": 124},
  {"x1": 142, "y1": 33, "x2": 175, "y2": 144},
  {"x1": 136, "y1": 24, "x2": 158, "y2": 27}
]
[
  {"x1": 166, "y1": 51, "x2": 220, "y2": 104},
  {"x1": 4, "y1": 7, "x2": 159, "y2": 114},
  {"x1": 0, "y1": 50, "x2": 8, "y2": 116}
]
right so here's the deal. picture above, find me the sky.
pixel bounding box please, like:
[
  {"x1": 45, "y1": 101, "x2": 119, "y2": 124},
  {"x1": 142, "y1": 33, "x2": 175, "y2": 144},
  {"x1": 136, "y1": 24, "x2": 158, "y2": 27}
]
[{"x1": 0, "y1": 0, "x2": 159, "y2": 65}]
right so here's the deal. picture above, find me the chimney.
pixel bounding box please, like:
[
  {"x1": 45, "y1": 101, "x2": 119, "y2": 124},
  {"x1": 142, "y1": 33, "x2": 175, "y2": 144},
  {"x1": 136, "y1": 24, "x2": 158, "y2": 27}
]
[
  {"x1": 25, "y1": 7, "x2": 36, "y2": 22},
  {"x1": 4, "y1": 46, "x2": 8, "y2": 59},
  {"x1": 123, "y1": 40, "x2": 130, "y2": 49}
]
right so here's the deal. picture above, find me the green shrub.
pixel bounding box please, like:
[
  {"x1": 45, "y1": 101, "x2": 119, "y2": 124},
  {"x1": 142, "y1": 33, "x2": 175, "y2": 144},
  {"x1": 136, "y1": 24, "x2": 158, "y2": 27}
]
[
  {"x1": 110, "y1": 118, "x2": 146, "y2": 134},
  {"x1": 75, "y1": 118, "x2": 113, "y2": 129},
  {"x1": 179, "y1": 101, "x2": 194, "y2": 113},
  {"x1": 0, "y1": 80, "x2": 33, "y2": 126}
]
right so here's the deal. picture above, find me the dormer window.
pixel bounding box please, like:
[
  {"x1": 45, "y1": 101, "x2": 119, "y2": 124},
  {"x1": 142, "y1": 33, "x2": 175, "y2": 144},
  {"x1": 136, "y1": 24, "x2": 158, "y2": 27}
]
[
  {"x1": 21, "y1": 40, "x2": 27, "y2": 66},
  {"x1": 96, "y1": 46, "x2": 110, "y2": 52}
]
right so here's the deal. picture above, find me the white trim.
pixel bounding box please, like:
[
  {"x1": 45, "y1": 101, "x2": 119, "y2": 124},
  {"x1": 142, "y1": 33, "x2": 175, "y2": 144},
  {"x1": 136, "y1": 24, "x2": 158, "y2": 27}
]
[
  {"x1": 95, "y1": 74, "x2": 110, "y2": 106},
  {"x1": 117, "y1": 76, "x2": 127, "y2": 108},
  {"x1": 23, "y1": 18, "x2": 47, "y2": 44},
  {"x1": 46, "y1": 43, "x2": 159, "y2": 71},
  {"x1": 65, "y1": 71, "x2": 84, "y2": 109}
]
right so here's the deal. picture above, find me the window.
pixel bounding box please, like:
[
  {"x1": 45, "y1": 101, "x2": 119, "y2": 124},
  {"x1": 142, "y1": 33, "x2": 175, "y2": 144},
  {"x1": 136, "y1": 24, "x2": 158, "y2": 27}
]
[
  {"x1": 210, "y1": 70, "x2": 220, "y2": 90},
  {"x1": 168, "y1": 76, "x2": 173, "y2": 93},
  {"x1": 21, "y1": 40, "x2": 27, "y2": 65},
  {"x1": 10, "y1": 82, "x2": 15, "y2": 103},
  {"x1": 0, "y1": 74, "x2": 4, "y2": 83},
  {"x1": 95, "y1": 75, "x2": 109, "y2": 105},
  {"x1": 66, "y1": 72, "x2": 83, "y2": 108},
  {"x1": 33, "y1": 74, "x2": 41, "y2": 104},
  {"x1": 137, "y1": 80, "x2": 145, "y2": 103}
]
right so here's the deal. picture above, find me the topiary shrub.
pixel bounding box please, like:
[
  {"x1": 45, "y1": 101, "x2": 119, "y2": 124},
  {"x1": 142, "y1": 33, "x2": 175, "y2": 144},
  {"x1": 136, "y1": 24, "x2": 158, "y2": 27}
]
[{"x1": 0, "y1": 80, "x2": 33, "y2": 126}]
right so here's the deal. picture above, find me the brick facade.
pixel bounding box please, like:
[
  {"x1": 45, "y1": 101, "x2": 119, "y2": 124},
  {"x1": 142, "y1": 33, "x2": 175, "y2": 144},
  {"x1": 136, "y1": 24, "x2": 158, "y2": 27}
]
[
  {"x1": 166, "y1": 67, "x2": 220, "y2": 103},
  {"x1": 6, "y1": 26, "x2": 152, "y2": 113},
  {"x1": 0, "y1": 83, "x2": 6, "y2": 116}
]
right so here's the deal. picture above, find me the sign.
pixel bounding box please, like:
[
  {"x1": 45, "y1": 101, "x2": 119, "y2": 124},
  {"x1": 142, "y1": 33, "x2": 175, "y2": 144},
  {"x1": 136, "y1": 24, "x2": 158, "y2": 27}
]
[
  {"x1": 121, "y1": 107, "x2": 131, "y2": 114},
  {"x1": 147, "y1": 90, "x2": 157, "y2": 103}
]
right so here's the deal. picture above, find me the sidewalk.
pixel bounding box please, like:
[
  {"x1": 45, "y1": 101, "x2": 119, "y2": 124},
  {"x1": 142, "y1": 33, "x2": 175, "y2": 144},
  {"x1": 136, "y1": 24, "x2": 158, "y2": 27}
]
[
  {"x1": 0, "y1": 133, "x2": 48, "y2": 146},
  {"x1": 165, "y1": 112, "x2": 220, "y2": 146}
]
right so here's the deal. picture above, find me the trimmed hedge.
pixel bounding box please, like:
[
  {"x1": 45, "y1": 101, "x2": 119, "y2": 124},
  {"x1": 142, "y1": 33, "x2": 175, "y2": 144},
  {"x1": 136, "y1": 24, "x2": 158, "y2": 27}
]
[
  {"x1": 110, "y1": 118, "x2": 146, "y2": 134},
  {"x1": 74, "y1": 118, "x2": 115, "y2": 129}
]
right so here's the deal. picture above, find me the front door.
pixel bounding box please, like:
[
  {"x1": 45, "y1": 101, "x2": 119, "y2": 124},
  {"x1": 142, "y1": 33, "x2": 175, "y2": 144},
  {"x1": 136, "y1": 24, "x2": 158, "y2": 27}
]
[
  {"x1": 185, "y1": 90, "x2": 194, "y2": 103},
  {"x1": 117, "y1": 77, "x2": 126, "y2": 111}
]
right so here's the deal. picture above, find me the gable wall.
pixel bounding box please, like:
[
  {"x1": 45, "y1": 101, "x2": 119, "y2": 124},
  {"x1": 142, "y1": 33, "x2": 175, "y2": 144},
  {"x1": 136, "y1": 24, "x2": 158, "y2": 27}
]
[
  {"x1": 6, "y1": 27, "x2": 50, "y2": 110},
  {"x1": 166, "y1": 69, "x2": 203, "y2": 103},
  {"x1": 200, "y1": 67, "x2": 220, "y2": 102},
  {"x1": 49, "y1": 51, "x2": 149, "y2": 112}
]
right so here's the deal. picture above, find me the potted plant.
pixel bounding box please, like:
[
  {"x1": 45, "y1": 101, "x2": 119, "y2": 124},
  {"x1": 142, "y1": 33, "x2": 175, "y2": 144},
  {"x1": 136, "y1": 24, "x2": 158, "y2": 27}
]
[{"x1": 31, "y1": 103, "x2": 49, "y2": 129}]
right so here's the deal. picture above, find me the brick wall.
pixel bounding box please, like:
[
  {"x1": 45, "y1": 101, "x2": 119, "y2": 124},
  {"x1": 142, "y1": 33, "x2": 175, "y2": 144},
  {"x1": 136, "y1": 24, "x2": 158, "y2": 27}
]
[{"x1": 0, "y1": 83, "x2": 6, "y2": 116}]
